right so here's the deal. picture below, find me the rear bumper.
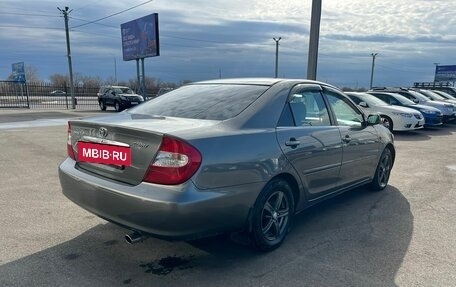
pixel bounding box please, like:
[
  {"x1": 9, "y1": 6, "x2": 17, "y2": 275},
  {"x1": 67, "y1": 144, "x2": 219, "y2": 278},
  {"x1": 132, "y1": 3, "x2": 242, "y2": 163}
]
[{"x1": 58, "y1": 158, "x2": 259, "y2": 240}]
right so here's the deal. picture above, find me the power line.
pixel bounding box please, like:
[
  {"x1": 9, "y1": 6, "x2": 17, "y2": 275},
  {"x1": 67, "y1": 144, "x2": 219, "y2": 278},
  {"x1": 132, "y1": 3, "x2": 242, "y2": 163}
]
[
  {"x1": 70, "y1": 14, "x2": 281, "y2": 48},
  {"x1": 70, "y1": 16, "x2": 118, "y2": 28},
  {"x1": 0, "y1": 12, "x2": 60, "y2": 17},
  {"x1": 71, "y1": 0, "x2": 154, "y2": 29},
  {"x1": 71, "y1": 29, "x2": 119, "y2": 39},
  {"x1": 0, "y1": 25, "x2": 62, "y2": 31}
]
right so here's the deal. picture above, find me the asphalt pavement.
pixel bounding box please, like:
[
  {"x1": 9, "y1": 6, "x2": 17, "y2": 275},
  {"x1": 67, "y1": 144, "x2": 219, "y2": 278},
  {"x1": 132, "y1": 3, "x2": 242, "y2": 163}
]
[{"x1": 0, "y1": 110, "x2": 455, "y2": 287}]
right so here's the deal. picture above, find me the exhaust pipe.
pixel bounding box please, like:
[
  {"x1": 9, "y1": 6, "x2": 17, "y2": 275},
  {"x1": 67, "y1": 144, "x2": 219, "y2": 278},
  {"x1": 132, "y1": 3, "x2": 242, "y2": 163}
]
[{"x1": 125, "y1": 230, "x2": 148, "y2": 244}]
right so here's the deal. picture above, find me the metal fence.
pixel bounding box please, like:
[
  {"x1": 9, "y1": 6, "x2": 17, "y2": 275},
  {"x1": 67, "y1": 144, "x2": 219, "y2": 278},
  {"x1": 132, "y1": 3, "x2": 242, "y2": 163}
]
[{"x1": 0, "y1": 81, "x2": 160, "y2": 110}]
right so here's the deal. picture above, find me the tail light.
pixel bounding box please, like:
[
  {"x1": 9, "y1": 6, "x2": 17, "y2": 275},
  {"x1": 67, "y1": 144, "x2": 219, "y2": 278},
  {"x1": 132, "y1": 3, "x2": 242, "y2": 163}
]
[
  {"x1": 143, "y1": 136, "x2": 202, "y2": 185},
  {"x1": 67, "y1": 122, "x2": 76, "y2": 160}
]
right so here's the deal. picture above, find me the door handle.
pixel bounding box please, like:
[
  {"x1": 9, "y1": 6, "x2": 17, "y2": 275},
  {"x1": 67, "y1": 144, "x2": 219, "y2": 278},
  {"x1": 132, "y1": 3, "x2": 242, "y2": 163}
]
[
  {"x1": 285, "y1": 137, "x2": 300, "y2": 148},
  {"x1": 342, "y1": 135, "x2": 351, "y2": 143}
]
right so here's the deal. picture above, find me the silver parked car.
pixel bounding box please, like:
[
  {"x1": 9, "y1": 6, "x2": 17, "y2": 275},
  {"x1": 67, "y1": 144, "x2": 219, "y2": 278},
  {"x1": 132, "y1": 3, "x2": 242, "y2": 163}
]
[{"x1": 59, "y1": 78, "x2": 395, "y2": 251}]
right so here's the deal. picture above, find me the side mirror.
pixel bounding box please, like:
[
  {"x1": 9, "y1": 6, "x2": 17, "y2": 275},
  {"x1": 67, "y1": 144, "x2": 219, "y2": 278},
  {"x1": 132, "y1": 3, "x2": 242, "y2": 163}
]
[
  {"x1": 359, "y1": 101, "x2": 369, "y2": 108},
  {"x1": 366, "y1": 114, "x2": 381, "y2": 125}
]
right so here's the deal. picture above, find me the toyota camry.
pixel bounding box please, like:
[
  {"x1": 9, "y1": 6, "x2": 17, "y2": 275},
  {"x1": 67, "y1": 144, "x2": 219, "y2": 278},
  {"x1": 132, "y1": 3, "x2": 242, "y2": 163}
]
[{"x1": 59, "y1": 78, "x2": 395, "y2": 251}]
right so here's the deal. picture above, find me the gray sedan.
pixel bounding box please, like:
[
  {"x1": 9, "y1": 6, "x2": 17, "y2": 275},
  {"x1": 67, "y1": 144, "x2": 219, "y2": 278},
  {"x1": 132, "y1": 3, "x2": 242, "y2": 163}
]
[{"x1": 59, "y1": 78, "x2": 395, "y2": 251}]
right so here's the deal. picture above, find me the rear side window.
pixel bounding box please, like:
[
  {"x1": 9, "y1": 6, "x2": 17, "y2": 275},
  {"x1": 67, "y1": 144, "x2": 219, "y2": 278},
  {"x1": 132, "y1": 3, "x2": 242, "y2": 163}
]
[
  {"x1": 372, "y1": 93, "x2": 389, "y2": 103},
  {"x1": 130, "y1": 84, "x2": 269, "y2": 120},
  {"x1": 288, "y1": 91, "x2": 331, "y2": 126}
]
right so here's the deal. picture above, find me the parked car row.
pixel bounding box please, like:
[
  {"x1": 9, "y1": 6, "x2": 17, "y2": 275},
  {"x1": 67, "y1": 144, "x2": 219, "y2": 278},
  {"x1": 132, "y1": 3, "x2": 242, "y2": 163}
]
[{"x1": 345, "y1": 87, "x2": 456, "y2": 132}]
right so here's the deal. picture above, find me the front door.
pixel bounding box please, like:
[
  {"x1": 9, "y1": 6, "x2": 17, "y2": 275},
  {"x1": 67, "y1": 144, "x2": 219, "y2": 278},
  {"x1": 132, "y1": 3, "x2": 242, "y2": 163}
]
[
  {"x1": 322, "y1": 88, "x2": 381, "y2": 187},
  {"x1": 276, "y1": 84, "x2": 343, "y2": 200}
]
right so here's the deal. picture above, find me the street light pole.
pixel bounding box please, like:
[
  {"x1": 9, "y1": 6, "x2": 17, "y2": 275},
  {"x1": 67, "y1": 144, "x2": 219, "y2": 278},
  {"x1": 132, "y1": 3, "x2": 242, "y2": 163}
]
[
  {"x1": 58, "y1": 6, "x2": 75, "y2": 109},
  {"x1": 307, "y1": 0, "x2": 322, "y2": 80},
  {"x1": 370, "y1": 53, "x2": 378, "y2": 89},
  {"x1": 114, "y1": 57, "x2": 118, "y2": 85},
  {"x1": 273, "y1": 37, "x2": 281, "y2": 78}
]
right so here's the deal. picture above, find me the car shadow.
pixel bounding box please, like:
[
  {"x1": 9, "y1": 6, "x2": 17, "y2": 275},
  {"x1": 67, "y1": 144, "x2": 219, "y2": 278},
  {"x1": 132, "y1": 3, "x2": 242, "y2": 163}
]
[
  {"x1": 0, "y1": 185, "x2": 411, "y2": 287},
  {"x1": 394, "y1": 124, "x2": 456, "y2": 141}
]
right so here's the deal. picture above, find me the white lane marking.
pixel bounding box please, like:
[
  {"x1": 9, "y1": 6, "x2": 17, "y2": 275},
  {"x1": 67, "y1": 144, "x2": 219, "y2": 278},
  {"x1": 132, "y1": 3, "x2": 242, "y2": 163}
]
[{"x1": 0, "y1": 118, "x2": 69, "y2": 130}]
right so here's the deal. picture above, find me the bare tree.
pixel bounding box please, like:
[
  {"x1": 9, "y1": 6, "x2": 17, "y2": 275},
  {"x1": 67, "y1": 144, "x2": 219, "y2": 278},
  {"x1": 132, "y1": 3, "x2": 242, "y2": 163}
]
[
  {"x1": 81, "y1": 75, "x2": 103, "y2": 88},
  {"x1": 25, "y1": 65, "x2": 40, "y2": 82},
  {"x1": 49, "y1": 73, "x2": 68, "y2": 87}
]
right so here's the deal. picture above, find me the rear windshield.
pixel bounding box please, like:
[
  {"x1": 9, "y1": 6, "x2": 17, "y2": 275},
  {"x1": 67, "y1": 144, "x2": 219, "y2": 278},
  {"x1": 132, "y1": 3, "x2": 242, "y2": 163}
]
[{"x1": 129, "y1": 84, "x2": 269, "y2": 120}]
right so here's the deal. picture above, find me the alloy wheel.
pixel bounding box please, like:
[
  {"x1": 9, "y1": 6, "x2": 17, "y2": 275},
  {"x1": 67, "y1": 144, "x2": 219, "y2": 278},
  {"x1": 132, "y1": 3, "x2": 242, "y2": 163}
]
[
  {"x1": 378, "y1": 152, "x2": 392, "y2": 188},
  {"x1": 261, "y1": 190, "x2": 290, "y2": 241}
]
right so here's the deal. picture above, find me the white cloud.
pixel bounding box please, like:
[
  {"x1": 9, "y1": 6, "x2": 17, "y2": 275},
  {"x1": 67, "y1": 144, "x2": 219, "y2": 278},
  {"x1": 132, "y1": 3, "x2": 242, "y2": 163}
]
[{"x1": 1, "y1": 0, "x2": 456, "y2": 86}]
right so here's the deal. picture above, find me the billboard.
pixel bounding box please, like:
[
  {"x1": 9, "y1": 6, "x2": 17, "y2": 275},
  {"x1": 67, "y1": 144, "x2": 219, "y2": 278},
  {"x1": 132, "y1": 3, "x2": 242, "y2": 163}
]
[
  {"x1": 121, "y1": 13, "x2": 159, "y2": 61},
  {"x1": 435, "y1": 65, "x2": 456, "y2": 82},
  {"x1": 11, "y1": 62, "x2": 25, "y2": 82}
]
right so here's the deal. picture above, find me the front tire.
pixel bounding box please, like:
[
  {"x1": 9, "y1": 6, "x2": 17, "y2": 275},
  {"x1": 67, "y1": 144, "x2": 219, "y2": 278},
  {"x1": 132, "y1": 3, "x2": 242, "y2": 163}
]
[
  {"x1": 381, "y1": 116, "x2": 394, "y2": 132},
  {"x1": 250, "y1": 179, "x2": 294, "y2": 252},
  {"x1": 99, "y1": 100, "x2": 106, "y2": 111},
  {"x1": 369, "y1": 148, "x2": 393, "y2": 191}
]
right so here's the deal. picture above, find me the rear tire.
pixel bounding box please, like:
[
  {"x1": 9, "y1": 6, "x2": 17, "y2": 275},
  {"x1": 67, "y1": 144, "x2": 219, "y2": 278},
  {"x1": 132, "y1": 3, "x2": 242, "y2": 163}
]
[
  {"x1": 369, "y1": 148, "x2": 393, "y2": 191},
  {"x1": 250, "y1": 179, "x2": 294, "y2": 252},
  {"x1": 114, "y1": 101, "x2": 121, "y2": 112},
  {"x1": 99, "y1": 100, "x2": 106, "y2": 111}
]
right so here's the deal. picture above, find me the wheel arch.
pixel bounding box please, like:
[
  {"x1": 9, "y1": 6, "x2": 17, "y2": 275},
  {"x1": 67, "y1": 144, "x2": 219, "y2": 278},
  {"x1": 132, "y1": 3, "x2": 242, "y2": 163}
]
[
  {"x1": 379, "y1": 114, "x2": 394, "y2": 132},
  {"x1": 270, "y1": 173, "x2": 300, "y2": 208},
  {"x1": 385, "y1": 143, "x2": 396, "y2": 165},
  {"x1": 246, "y1": 172, "x2": 301, "y2": 233}
]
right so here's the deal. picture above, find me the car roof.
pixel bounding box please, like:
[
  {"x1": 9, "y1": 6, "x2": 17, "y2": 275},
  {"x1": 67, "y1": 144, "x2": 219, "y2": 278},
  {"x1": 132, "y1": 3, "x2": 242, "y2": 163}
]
[
  {"x1": 190, "y1": 78, "x2": 336, "y2": 88},
  {"x1": 110, "y1": 86, "x2": 130, "y2": 89},
  {"x1": 370, "y1": 87, "x2": 412, "y2": 92},
  {"x1": 368, "y1": 91, "x2": 402, "y2": 97},
  {"x1": 100, "y1": 85, "x2": 130, "y2": 89}
]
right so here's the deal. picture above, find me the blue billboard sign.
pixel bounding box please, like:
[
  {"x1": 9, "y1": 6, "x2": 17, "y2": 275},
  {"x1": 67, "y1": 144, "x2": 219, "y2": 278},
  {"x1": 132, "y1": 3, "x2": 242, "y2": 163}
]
[
  {"x1": 435, "y1": 65, "x2": 456, "y2": 82},
  {"x1": 11, "y1": 62, "x2": 26, "y2": 82},
  {"x1": 121, "y1": 13, "x2": 160, "y2": 61}
]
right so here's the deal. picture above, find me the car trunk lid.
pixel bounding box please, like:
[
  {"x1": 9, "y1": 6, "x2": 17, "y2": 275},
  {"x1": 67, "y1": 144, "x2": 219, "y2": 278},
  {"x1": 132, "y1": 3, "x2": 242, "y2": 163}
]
[{"x1": 68, "y1": 113, "x2": 218, "y2": 185}]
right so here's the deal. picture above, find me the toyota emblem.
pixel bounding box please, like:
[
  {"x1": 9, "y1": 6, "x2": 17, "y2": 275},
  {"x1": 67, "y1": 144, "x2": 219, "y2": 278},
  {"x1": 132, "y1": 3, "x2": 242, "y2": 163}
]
[{"x1": 98, "y1": 127, "x2": 108, "y2": 138}]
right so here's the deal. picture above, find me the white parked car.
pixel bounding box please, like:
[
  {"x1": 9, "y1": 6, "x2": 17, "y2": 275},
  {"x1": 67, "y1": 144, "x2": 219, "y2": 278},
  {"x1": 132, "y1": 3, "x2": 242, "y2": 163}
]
[{"x1": 346, "y1": 92, "x2": 424, "y2": 132}]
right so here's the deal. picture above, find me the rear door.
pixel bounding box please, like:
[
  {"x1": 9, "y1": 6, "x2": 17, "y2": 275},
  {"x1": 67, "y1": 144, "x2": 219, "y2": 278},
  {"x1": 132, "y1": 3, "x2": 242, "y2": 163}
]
[
  {"x1": 322, "y1": 87, "x2": 380, "y2": 187},
  {"x1": 276, "y1": 84, "x2": 343, "y2": 199}
]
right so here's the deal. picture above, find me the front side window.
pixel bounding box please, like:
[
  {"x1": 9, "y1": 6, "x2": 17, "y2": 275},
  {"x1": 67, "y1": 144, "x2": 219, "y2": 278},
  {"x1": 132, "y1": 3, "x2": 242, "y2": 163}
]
[{"x1": 324, "y1": 91, "x2": 364, "y2": 127}]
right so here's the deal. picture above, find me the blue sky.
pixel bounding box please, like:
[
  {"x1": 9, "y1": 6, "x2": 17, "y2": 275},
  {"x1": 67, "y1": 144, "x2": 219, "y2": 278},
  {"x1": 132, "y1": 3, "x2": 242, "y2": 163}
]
[{"x1": 1, "y1": 0, "x2": 455, "y2": 88}]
